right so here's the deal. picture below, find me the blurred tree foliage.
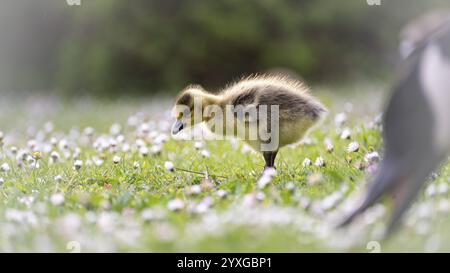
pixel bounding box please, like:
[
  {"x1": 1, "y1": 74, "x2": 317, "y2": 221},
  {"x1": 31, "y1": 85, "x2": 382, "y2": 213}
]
[{"x1": 1, "y1": 0, "x2": 450, "y2": 96}]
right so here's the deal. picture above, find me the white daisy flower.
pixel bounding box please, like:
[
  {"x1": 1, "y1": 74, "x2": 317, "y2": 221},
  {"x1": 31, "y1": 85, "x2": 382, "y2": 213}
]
[
  {"x1": 438, "y1": 200, "x2": 450, "y2": 212},
  {"x1": 216, "y1": 189, "x2": 227, "y2": 198},
  {"x1": 58, "y1": 139, "x2": 69, "y2": 150},
  {"x1": 139, "y1": 146, "x2": 149, "y2": 157},
  {"x1": 201, "y1": 149, "x2": 210, "y2": 158},
  {"x1": 194, "y1": 141, "x2": 204, "y2": 150},
  {"x1": 116, "y1": 134, "x2": 125, "y2": 143},
  {"x1": 110, "y1": 123, "x2": 122, "y2": 135},
  {"x1": 194, "y1": 202, "x2": 210, "y2": 214},
  {"x1": 241, "y1": 144, "x2": 253, "y2": 154},
  {"x1": 334, "y1": 112, "x2": 347, "y2": 127},
  {"x1": 285, "y1": 181, "x2": 296, "y2": 191},
  {"x1": 167, "y1": 199, "x2": 185, "y2": 211},
  {"x1": 1, "y1": 163, "x2": 10, "y2": 172},
  {"x1": 26, "y1": 155, "x2": 35, "y2": 165},
  {"x1": 302, "y1": 158, "x2": 312, "y2": 167},
  {"x1": 139, "y1": 123, "x2": 150, "y2": 134},
  {"x1": 83, "y1": 127, "x2": 94, "y2": 136},
  {"x1": 50, "y1": 193, "x2": 64, "y2": 206},
  {"x1": 256, "y1": 191, "x2": 266, "y2": 201},
  {"x1": 93, "y1": 158, "x2": 103, "y2": 166},
  {"x1": 73, "y1": 160, "x2": 83, "y2": 171},
  {"x1": 347, "y1": 141, "x2": 360, "y2": 153},
  {"x1": 10, "y1": 146, "x2": 18, "y2": 155},
  {"x1": 340, "y1": 128, "x2": 352, "y2": 139},
  {"x1": 374, "y1": 113, "x2": 383, "y2": 125},
  {"x1": 18, "y1": 196, "x2": 35, "y2": 207},
  {"x1": 133, "y1": 161, "x2": 140, "y2": 169},
  {"x1": 307, "y1": 173, "x2": 323, "y2": 186},
  {"x1": 135, "y1": 138, "x2": 146, "y2": 148},
  {"x1": 324, "y1": 138, "x2": 334, "y2": 152},
  {"x1": 364, "y1": 151, "x2": 380, "y2": 164},
  {"x1": 242, "y1": 193, "x2": 257, "y2": 207},
  {"x1": 154, "y1": 134, "x2": 168, "y2": 145},
  {"x1": 425, "y1": 184, "x2": 437, "y2": 197},
  {"x1": 50, "y1": 137, "x2": 58, "y2": 146},
  {"x1": 150, "y1": 145, "x2": 161, "y2": 155},
  {"x1": 187, "y1": 185, "x2": 202, "y2": 195},
  {"x1": 257, "y1": 169, "x2": 276, "y2": 189},
  {"x1": 54, "y1": 175, "x2": 63, "y2": 183},
  {"x1": 113, "y1": 155, "x2": 121, "y2": 164},
  {"x1": 141, "y1": 208, "x2": 166, "y2": 221},
  {"x1": 300, "y1": 137, "x2": 314, "y2": 146},
  {"x1": 50, "y1": 151, "x2": 60, "y2": 161},
  {"x1": 27, "y1": 139, "x2": 37, "y2": 149},
  {"x1": 314, "y1": 156, "x2": 325, "y2": 167},
  {"x1": 149, "y1": 131, "x2": 159, "y2": 139},
  {"x1": 73, "y1": 147, "x2": 81, "y2": 159},
  {"x1": 262, "y1": 167, "x2": 277, "y2": 177},
  {"x1": 257, "y1": 175, "x2": 272, "y2": 189},
  {"x1": 109, "y1": 139, "x2": 118, "y2": 148},
  {"x1": 438, "y1": 183, "x2": 449, "y2": 195},
  {"x1": 97, "y1": 212, "x2": 115, "y2": 233},
  {"x1": 121, "y1": 143, "x2": 130, "y2": 152},
  {"x1": 127, "y1": 115, "x2": 139, "y2": 127},
  {"x1": 164, "y1": 161, "x2": 175, "y2": 172}
]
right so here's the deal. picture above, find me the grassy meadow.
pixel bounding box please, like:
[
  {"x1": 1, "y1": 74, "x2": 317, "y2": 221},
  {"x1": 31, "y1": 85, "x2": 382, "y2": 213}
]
[{"x1": 0, "y1": 83, "x2": 449, "y2": 252}]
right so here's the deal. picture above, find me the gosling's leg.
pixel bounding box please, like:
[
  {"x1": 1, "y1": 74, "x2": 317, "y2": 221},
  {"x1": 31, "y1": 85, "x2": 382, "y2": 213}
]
[{"x1": 263, "y1": 150, "x2": 278, "y2": 170}]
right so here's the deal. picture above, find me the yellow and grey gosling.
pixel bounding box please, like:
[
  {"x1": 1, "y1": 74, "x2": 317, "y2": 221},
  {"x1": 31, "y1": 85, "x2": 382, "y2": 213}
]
[{"x1": 171, "y1": 75, "x2": 327, "y2": 173}]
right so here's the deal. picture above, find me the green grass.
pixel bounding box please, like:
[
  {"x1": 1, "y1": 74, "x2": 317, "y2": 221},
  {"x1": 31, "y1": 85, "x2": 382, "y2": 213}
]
[{"x1": 0, "y1": 84, "x2": 449, "y2": 252}]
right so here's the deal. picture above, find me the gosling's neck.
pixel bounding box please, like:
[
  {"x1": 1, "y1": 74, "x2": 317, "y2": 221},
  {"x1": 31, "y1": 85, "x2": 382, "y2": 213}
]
[
  {"x1": 199, "y1": 91, "x2": 223, "y2": 107},
  {"x1": 198, "y1": 91, "x2": 230, "y2": 135}
]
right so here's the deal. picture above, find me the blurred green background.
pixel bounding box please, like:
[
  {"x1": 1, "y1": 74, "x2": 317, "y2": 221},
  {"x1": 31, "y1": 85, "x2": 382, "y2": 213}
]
[{"x1": 0, "y1": 0, "x2": 449, "y2": 96}]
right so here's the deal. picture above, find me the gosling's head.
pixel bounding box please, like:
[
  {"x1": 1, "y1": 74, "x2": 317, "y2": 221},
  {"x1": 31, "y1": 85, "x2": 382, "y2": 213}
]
[{"x1": 171, "y1": 85, "x2": 211, "y2": 135}]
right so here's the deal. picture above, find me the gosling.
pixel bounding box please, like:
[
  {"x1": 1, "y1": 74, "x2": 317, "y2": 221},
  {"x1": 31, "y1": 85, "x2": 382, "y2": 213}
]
[{"x1": 171, "y1": 75, "x2": 327, "y2": 174}]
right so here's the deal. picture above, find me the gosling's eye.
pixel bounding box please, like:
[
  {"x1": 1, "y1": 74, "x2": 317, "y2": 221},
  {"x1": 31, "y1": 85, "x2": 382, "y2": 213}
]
[{"x1": 176, "y1": 106, "x2": 190, "y2": 119}]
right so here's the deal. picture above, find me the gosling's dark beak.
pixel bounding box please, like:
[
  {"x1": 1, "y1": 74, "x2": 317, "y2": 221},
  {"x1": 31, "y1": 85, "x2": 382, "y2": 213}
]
[{"x1": 172, "y1": 120, "x2": 184, "y2": 135}]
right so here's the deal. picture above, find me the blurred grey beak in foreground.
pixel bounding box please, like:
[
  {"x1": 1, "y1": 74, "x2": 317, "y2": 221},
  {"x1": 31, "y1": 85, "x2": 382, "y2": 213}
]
[{"x1": 172, "y1": 120, "x2": 184, "y2": 135}]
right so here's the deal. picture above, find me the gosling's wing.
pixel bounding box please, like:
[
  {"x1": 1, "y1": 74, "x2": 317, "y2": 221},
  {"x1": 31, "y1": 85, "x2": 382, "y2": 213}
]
[
  {"x1": 258, "y1": 88, "x2": 326, "y2": 122},
  {"x1": 230, "y1": 88, "x2": 259, "y2": 123}
]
